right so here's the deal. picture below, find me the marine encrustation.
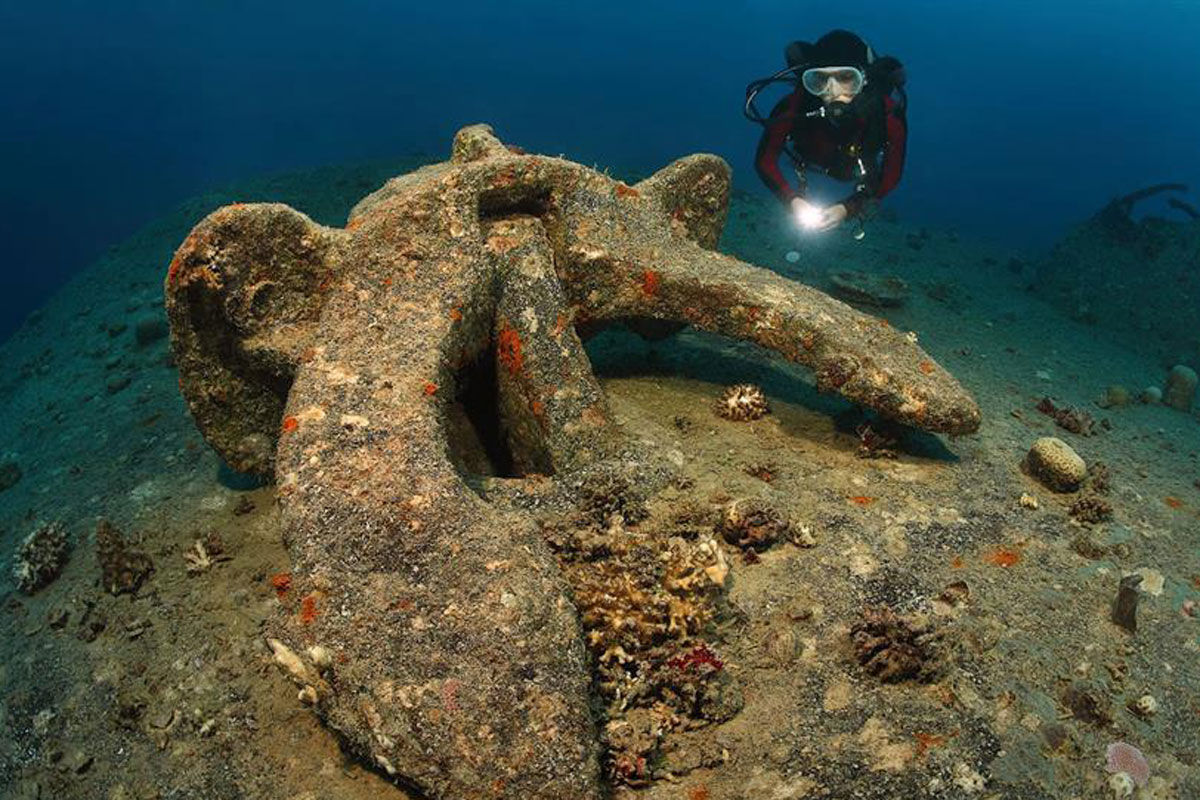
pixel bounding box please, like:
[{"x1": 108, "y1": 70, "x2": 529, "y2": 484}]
[{"x1": 165, "y1": 124, "x2": 980, "y2": 798}]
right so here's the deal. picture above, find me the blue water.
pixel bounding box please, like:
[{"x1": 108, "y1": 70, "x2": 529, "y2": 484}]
[{"x1": 2, "y1": 0, "x2": 1199, "y2": 341}]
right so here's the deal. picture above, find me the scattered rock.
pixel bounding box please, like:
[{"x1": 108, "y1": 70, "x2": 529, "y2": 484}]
[
  {"x1": 1163, "y1": 364, "x2": 1197, "y2": 411},
  {"x1": 96, "y1": 519, "x2": 154, "y2": 595},
  {"x1": 12, "y1": 522, "x2": 70, "y2": 594},
  {"x1": 1098, "y1": 385, "x2": 1131, "y2": 409},
  {"x1": 0, "y1": 457, "x2": 20, "y2": 492},
  {"x1": 1063, "y1": 683, "x2": 1112, "y2": 727},
  {"x1": 1108, "y1": 771, "x2": 1136, "y2": 798},
  {"x1": 933, "y1": 580, "x2": 970, "y2": 616},
  {"x1": 789, "y1": 524, "x2": 818, "y2": 548},
  {"x1": 105, "y1": 374, "x2": 132, "y2": 394},
  {"x1": 1036, "y1": 396, "x2": 1098, "y2": 436},
  {"x1": 849, "y1": 606, "x2": 940, "y2": 683},
  {"x1": 1069, "y1": 494, "x2": 1113, "y2": 524},
  {"x1": 742, "y1": 462, "x2": 776, "y2": 483},
  {"x1": 1134, "y1": 567, "x2": 1164, "y2": 596},
  {"x1": 1087, "y1": 462, "x2": 1112, "y2": 494},
  {"x1": 1070, "y1": 526, "x2": 1132, "y2": 561},
  {"x1": 1023, "y1": 437, "x2": 1087, "y2": 492},
  {"x1": 46, "y1": 606, "x2": 70, "y2": 629},
  {"x1": 76, "y1": 601, "x2": 107, "y2": 642},
  {"x1": 1128, "y1": 694, "x2": 1158, "y2": 719},
  {"x1": 828, "y1": 270, "x2": 909, "y2": 308},
  {"x1": 133, "y1": 316, "x2": 169, "y2": 347}
]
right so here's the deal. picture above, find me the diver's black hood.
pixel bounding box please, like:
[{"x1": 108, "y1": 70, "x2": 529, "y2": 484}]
[{"x1": 786, "y1": 29, "x2": 874, "y2": 71}]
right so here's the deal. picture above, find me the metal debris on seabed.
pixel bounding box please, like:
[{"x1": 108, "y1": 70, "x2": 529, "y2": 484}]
[{"x1": 1110, "y1": 573, "x2": 1142, "y2": 634}]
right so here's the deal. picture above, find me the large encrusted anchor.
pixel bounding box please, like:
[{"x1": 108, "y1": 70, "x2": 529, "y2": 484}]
[{"x1": 165, "y1": 124, "x2": 980, "y2": 798}]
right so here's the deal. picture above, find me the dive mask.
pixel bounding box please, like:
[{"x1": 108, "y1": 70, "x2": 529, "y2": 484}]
[{"x1": 801, "y1": 66, "x2": 865, "y2": 98}]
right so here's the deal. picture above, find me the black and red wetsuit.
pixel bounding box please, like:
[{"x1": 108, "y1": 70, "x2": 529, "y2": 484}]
[{"x1": 754, "y1": 88, "x2": 906, "y2": 218}]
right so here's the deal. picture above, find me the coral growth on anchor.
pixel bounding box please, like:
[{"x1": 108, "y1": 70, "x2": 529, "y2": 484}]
[
  {"x1": 543, "y1": 509, "x2": 739, "y2": 786},
  {"x1": 164, "y1": 123, "x2": 979, "y2": 798},
  {"x1": 544, "y1": 515, "x2": 729, "y2": 705}
]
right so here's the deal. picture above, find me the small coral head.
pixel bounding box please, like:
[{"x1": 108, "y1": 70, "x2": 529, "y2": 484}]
[
  {"x1": 715, "y1": 384, "x2": 769, "y2": 421},
  {"x1": 1105, "y1": 741, "x2": 1149, "y2": 788}
]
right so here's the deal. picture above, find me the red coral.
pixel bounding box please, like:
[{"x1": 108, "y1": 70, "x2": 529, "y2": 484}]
[
  {"x1": 665, "y1": 642, "x2": 724, "y2": 673},
  {"x1": 167, "y1": 255, "x2": 183, "y2": 285},
  {"x1": 985, "y1": 547, "x2": 1021, "y2": 567},
  {"x1": 497, "y1": 325, "x2": 524, "y2": 376},
  {"x1": 270, "y1": 572, "x2": 292, "y2": 598},
  {"x1": 640, "y1": 269, "x2": 661, "y2": 297},
  {"x1": 299, "y1": 593, "x2": 319, "y2": 624}
]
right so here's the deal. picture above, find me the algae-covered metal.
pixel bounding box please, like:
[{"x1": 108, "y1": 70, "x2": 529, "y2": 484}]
[{"x1": 164, "y1": 124, "x2": 980, "y2": 798}]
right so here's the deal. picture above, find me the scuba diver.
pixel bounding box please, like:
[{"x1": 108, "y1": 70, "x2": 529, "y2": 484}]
[{"x1": 745, "y1": 30, "x2": 907, "y2": 236}]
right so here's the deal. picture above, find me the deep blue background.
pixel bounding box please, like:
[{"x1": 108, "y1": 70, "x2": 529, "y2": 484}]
[{"x1": 3, "y1": 0, "x2": 1199, "y2": 342}]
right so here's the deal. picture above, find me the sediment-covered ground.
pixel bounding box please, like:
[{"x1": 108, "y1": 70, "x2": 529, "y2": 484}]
[{"x1": 1, "y1": 158, "x2": 1197, "y2": 799}]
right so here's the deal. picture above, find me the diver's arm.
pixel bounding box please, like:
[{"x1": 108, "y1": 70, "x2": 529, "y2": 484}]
[{"x1": 754, "y1": 91, "x2": 805, "y2": 204}]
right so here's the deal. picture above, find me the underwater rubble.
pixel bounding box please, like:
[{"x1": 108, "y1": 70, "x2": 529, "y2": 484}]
[{"x1": 1036, "y1": 183, "x2": 1200, "y2": 373}]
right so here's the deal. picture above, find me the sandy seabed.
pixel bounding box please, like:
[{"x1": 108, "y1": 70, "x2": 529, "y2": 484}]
[{"x1": 1, "y1": 160, "x2": 1197, "y2": 800}]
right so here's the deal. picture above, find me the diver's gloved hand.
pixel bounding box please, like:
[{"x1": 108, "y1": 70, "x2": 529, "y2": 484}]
[
  {"x1": 791, "y1": 198, "x2": 848, "y2": 232},
  {"x1": 790, "y1": 196, "x2": 823, "y2": 229},
  {"x1": 815, "y1": 203, "x2": 848, "y2": 231}
]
